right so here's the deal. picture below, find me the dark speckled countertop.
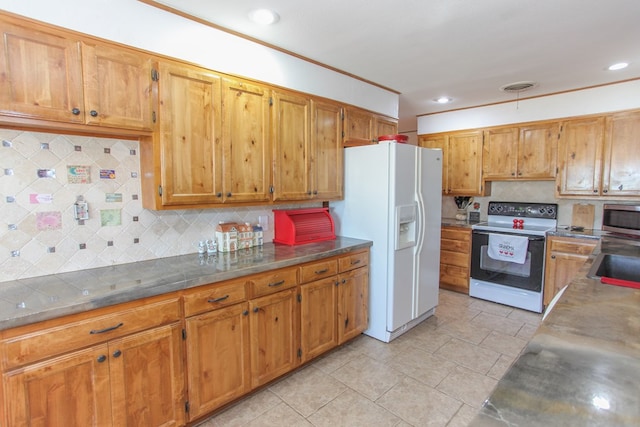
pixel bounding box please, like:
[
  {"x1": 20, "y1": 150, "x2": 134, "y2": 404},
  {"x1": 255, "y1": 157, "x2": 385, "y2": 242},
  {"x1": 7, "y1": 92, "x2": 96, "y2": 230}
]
[
  {"x1": 0, "y1": 237, "x2": 372, "y2": 332},
  {"x1": 471, "y1": 232, "x2": 640, "y2": 426}
]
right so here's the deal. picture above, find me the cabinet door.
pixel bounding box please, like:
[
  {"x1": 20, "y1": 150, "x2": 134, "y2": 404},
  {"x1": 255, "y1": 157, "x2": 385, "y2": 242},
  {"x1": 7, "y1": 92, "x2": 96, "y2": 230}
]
[
  {"x1": 271, "y1": 90, "x2": 311, "y2": 201},
  {"x1": 249, "y1": 288, "x2": 298, "y2": 388},
  {"x1": 343, "y1": 107, "x2": 374, "y2": 146},
  {"x1": 375, "y1": 116, "x2": 398, "y2": 140},
  {"x1": 0, "y1": 19, "x2": 84, "y2": 123},
  {"x1": 518, "y1": 122, "x2": 558, "y2": 179},
  {"x1": 603, "y1": 110, "x2": 640, "y2": 196},
  {"x1": 447, "y1": 131, "x2": 484, "y2": 195},
  {"x1": 221, "y1": 78, "x2": 271, "y2": 203},
  {"x1": 109, "y1": 323, "x2": 185, "y2": 427},
  {"x1": 337, "y1": 266, "x2": 368, "y2": 344},
  {"x1": 482, "y1": 127, "x2": 519, "y2": 179},
  {"x1": 543, "y1": 251, "x2": 590, "y2": 307},
  {"x1": 300, "y1": 276, "x2": 338, "y2": 362},
  {"x1": 312, "y1": 100, "x2": 343, "y2": 200},
  {"x1": 3, "y1": 345, "x2": 112, "y2": 427},
  {"x1": 420, "y1": 135, "x2": 448, "y2": 193},
  {"x1": 81, "y1": 42, "x2": 154, "y2": 130},
  {"x1": 557, "y1": 117, "x2": 605, "y2": 196},
  {"x1": 185, "y1": 303, "x2": 250, "y2": 419},
  {"x1": 158, "y1": 62, "x2": 223, "y2": 206}
]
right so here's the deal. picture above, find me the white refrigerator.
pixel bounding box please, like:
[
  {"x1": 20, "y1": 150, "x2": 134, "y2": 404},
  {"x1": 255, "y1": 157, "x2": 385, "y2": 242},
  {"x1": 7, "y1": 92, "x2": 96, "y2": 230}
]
[{"x1": 332, "y1": 142, "x2": 442, "y2": 342}]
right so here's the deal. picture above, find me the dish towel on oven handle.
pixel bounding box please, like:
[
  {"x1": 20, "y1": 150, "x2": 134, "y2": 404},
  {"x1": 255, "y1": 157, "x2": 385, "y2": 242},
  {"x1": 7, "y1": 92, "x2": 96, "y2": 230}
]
[{"x1": 487, "y1": 233, "x2": 529, "y2": 264}]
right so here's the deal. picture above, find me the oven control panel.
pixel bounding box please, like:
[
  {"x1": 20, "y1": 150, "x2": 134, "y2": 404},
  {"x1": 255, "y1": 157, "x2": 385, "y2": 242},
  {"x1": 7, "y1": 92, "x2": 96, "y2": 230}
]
[{"x1": 487, "y1": 202, "x2": 557, "y2": 219}]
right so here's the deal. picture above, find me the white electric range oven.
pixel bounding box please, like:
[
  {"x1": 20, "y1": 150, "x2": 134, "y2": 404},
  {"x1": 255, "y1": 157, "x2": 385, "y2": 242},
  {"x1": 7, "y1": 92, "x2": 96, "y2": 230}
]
[{"x1": 469, "y1": 201, "x2": 558, "y2": 313}]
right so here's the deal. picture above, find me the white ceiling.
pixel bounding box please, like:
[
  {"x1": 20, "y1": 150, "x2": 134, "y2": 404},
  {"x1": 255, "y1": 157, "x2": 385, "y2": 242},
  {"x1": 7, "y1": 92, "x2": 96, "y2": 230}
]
[{"x1": 151, "y1": 0, "x2": 640, "y2": 131}]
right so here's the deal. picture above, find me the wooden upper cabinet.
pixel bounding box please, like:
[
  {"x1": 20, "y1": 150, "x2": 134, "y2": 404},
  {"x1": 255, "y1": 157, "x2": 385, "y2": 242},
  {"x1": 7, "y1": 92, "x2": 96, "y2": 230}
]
[
  {"x1": 271, "y1": 90, "x2": 311, "y2": 201},
  {"x1": 483, "y1": 123, "x2": 558, "y2": 180},
  {"x1": 0, "y1": 18, "x2": 84, "y2": 123},
  {"x1": 602, "y1": 110, "x2": 640, "y2": 196},
  {"x1": 482, "y1": 127, "x2": 519, "y2": 179},
  {"x1": 311, "y1": 100, "x2": 343, "y2": 200},
  {"x1": 376, "y1": 116, "x2": 399, "y2": 138},
  {"x1": 155, "y1": 61, "x2": 222, "y2": 207},
  {"x1": 0, "y1": 16, "x2": 154, "y2": 132},
  {"x1": 447, "y1": 130, "x2": 486, "y2": 196},
  {"x1": 420, "y1": 134, "x2": 448, "y2": 192},
  {"x1": 557, "y1": 116, "x2": 605, "y2": 196},
  {"x1": 81, "y1": 42, "x2": 154, "y2": 130},
  {"x1": 343, "y1": 106, "x2": 375, "y2": 146},
  {"x1": 221, "y1": 78, "x2": 271, "y2": 203}
]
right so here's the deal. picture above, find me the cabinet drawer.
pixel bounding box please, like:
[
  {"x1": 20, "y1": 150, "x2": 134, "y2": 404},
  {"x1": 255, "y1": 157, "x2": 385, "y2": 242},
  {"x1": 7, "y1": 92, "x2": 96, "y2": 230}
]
[
  {"x1": 183, "y1": 278, "x2": 247, "y2": 317},
  {"x1": 1, "y1": 297, "x2": 180, "y2": 370},
  {"x1": 299, "y1": 259, "x2": 338, "y2": 284},
  {"x1": 440, "y1": 250, "x2": 470, "y2": 268},
  {"x1": 441, "y1": 227, "x2": 471, "y2": 242},
  {"x1": 440, "y1": 238, "x2": 470, "y2": 253},
  {"x1": 548, "y1": 237, "x2": 597, "y2": 255},
  {"x1": 338, "y1": 250, "x2": 369, "y2": 273},
  {"x1": 440, "y1": 264, "x2": 469, "y2": 287},
  {"x1": 249, "y1": 267, "x2": 298, "y2": 298}
]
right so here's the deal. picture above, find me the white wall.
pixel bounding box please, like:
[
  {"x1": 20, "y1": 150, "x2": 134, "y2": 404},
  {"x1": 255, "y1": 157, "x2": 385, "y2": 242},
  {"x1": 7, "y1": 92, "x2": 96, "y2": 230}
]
[
  {"x1": 418, "y1": 80, "x2": 640, "y2": 134},
  {"x1": 0, "y1": 0, "x2": 398, "y2": 118}
]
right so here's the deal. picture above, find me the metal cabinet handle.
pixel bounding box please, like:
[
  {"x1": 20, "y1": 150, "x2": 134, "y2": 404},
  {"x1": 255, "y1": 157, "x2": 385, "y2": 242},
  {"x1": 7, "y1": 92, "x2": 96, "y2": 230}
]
[
  {"x1": 112, "y1": 349, "x2": 122, "y2": 358},
  {"x1": 253, "y1": 307, "x2": 259, "y2": 313},
  {"x1": 314, "y1": 269, "x2": 329, "y2": 274},
  {"x1": 208, "y1": 295, "x2": 230, "y2": 303},
  {"x1": 97, "y1": 355, "x2": 107, "y2": 363},
  {"x1": 90, "y1": 110, "x2": 98, "y2": 117},
  {"x1": 227, "y1": 192, "x2": 232, "y2": 197},
  {"x1": 89, "y1": 322, "x2": 123, "y2": 334},
  {"x1": 351, "y1": 259, "x2": 361, "y2": 265},
  {"x1": 243, "y1": 310, "x2": 249, "y2": 316},
  {"x1": 268, "y1": 280, "x2": 285, "y2": 287},
  {"x1": 71, "y1": 108, "x2": 81, "y2": 115},
  {"x1": 216, "y1": 192, "x2": 222, "y2": 197}
]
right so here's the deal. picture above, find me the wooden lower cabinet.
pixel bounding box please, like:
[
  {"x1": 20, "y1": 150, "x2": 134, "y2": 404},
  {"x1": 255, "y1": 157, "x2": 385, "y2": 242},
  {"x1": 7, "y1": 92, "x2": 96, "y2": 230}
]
[
  {"x1": 543, "y1": 236, "x2": 597, "y2": 306},
  {"x1": 439, "y1": 226, "x2": 472, "y2": 293},
  {"x1": 0, "y1": 248, "x2": 370, "y2": 426},
  {"x1": 2, "y1": 308, "x2": 185, "y2": 427}
]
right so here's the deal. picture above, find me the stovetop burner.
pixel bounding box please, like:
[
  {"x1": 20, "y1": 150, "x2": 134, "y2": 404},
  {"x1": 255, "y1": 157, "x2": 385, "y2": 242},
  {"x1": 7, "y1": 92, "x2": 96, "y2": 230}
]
[{"x1": 472, "y1": 201, "x2": 558, "y2": 236}]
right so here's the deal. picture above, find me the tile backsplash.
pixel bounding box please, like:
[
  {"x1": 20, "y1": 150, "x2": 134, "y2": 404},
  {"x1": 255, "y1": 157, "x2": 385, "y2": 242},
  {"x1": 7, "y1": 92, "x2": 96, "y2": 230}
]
[{"x1": 0, "y1": 129, "x2": 316, "y2": 284}]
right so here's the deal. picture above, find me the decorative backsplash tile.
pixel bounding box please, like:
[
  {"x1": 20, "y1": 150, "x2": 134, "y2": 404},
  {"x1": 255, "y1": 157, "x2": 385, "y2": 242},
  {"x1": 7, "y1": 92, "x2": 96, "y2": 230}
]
[{"x1": 0, "y1": 129, "x2": 315, "y2": 284}]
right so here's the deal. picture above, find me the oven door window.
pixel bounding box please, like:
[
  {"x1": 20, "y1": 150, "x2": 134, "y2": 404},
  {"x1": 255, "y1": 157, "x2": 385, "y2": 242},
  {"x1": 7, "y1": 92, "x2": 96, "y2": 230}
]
[
  {"x1": 480, "y1": 247, "x2": 532, "y2": 277},
  {"x1": 471, "y1": 231, "x2": 545, "y2": 292}
]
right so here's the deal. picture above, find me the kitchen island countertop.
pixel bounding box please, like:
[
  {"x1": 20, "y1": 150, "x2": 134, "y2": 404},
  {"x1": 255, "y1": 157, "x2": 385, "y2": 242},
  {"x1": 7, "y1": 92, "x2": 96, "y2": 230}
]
[
  {"x1": 470, "y1": 233, "x2": 640, "y2": 426},
  {"x1": 0, "y1": 237, "x2": 372, "y2": 332}
]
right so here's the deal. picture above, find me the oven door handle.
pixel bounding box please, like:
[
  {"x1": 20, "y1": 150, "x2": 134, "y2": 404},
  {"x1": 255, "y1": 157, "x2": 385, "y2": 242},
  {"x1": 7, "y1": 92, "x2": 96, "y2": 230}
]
[{"x1": 472, "y1": 230, "x2": 545, "y2": 241}]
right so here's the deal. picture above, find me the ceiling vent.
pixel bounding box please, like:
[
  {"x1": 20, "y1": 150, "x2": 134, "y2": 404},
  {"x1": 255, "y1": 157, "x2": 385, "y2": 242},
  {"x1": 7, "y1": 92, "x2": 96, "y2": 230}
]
[{"x1": 500, "y1": 81, "x2": 538, "y2": 93}]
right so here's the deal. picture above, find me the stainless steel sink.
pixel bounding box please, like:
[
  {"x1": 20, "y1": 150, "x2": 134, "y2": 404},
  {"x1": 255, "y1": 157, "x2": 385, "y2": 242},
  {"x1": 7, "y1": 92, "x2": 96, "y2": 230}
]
[{"x1": 587, "y1": 253, "x2": 640, "y2": 283}]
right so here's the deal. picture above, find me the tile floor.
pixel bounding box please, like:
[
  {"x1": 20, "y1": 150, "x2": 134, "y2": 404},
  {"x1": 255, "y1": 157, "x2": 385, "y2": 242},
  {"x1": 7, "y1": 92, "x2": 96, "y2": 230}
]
[{"x1": 197, "y1": 289, "x2": 542, "y2": 427}]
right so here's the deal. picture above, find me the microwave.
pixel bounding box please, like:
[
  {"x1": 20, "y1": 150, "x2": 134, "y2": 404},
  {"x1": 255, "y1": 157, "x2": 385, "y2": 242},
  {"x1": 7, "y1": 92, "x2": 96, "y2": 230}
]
[{"x1": 602, "y1": 204, "x2": 640, "y2": 237}]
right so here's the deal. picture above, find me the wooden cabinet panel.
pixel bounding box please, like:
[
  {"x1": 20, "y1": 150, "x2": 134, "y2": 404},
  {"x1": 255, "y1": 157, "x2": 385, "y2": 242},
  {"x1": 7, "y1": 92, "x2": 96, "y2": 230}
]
[
  {"x1": 448, "y1": 131, "x2": 484, "y2": 195},
  {"x1": 183, "y1": 278, "x2": 247, "y2": 317},
  {"x1": 311, "y1": 100, "x2": 343, "y2": 200},
  {"x1": 482, "y1": 127, "x2": 519, "y2": 179},
  {"x1": 518, "y1": 122, "x2": 558, "y2": 179},
  {"x1": 557, "y1": 116, "x2": 605, "y2": 196},
  {"x1": 300, "y1": 276, "x2": 338, "y2": 362},
  {"x1": 81, "y1": 42, "x2": 154, "y2": 130},
  {"x1": 376, "y1": 116, "x2": 398, "y2": 138},
  {"x1": 343, "y1": 107, "x2": 374, "y2": 146},
  {"x1": 0, "y1": 18, "x2": 84, "y2": 123},
  {"x1": 221, "y1": 78, "x2": 271, "y2": 203},
  {"x1": 543, "y1": 236, "x2": 597, "y2": 306},
  {"x1": 337, "y1": 266, "x2": 368, "y2": 343},
  {"x1": 299, "y1": 259, "x2": 338, "y2": 283},
  {"x1": 603, "y1": 110, "x2": 640, "y2": 196},
  {"x1": 272, "y1": 90, "x2": 311, "y2": 201},
  {"x1": 109, "y1": 322, "x2": 185, "y2": 427},
  {"x1": 185, "y1": 303, "x2": 250, "y2": 419},
  {"x1": 2, "y1": 297, "x2": 180, "y2": 370},
  {"x1": 438, "y1": 226, "x2": 471, "y2": 293},
  {"x1": 249, "y1": 288, "x2": 299, "y2": 388},
  {"x1": 420, "y1": 134, "x2": 448, "y2": 192},
  {"x1": 338, "y1": 250, "x2": 369, "y2": 272},
  {"x1": 3, "y1": 345, "x2": 112, "y2": 427},
  {"x1": 248, "y1": 267, "x2": 298, "y2": 298},
  {"x1": 156, "y1": 61, "x2": 222, "y2": 206}
]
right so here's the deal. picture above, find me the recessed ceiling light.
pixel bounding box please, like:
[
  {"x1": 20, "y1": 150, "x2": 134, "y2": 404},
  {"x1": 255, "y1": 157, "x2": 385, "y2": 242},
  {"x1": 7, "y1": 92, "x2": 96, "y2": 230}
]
[
  {"x1": 249, "y1": 8, "x2": 280, "y2": 25},
  {"x1": 434, "y1": 96, "x2": 452, "y2": 104},
  {"x1": 608, "y1": 62, "x2": 629, "y2": 71}
]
